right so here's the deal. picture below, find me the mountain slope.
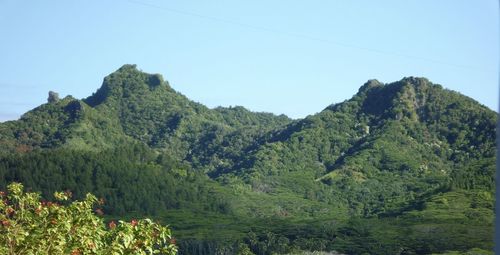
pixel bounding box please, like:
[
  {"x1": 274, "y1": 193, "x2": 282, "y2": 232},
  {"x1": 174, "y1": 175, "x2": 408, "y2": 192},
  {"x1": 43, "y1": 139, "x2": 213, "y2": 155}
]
[
  {"x1": 214, "y1": 77, "x2": 495, "y2": 217},
  {"x1": 0, "y1": 65, "x2": 496, "y2": 255},
  {"x1": 0, "y1": 65, "x2": 291, "y2": 166}
]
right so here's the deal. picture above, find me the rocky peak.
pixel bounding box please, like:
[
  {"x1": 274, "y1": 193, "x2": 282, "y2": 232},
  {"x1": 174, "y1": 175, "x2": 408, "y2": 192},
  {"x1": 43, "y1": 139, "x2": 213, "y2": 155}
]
[{"x1": 84, "y1": 64, "x2": 170, "y2": 107}]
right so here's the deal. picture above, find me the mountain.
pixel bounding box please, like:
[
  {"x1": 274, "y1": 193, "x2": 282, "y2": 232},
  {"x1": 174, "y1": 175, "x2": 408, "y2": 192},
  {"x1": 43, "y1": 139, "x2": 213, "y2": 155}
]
[{"x1": 0, "y1": 65, "x2": 496, "y2": 255}]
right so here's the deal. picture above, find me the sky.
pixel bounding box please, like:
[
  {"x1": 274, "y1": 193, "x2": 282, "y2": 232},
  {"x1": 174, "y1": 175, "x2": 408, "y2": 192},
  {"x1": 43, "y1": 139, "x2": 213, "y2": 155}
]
[{"x1": 0, "y1": 0, "x2": 498, "y2": 121}]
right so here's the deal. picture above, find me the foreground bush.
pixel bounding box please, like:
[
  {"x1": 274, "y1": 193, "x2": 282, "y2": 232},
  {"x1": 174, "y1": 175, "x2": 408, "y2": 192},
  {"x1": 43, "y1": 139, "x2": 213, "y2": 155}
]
[{"x1": 0, "y1": 183, "x2": 177, "y2": 255}]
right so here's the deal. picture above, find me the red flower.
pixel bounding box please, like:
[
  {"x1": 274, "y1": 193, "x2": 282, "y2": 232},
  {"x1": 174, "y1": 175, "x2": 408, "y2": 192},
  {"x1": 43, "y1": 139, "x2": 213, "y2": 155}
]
[
  {"x1": 70, "y1": 249, "x2": 81, "y2": 255},
  {"x1": 0, "y1": 191, "x2": 5, "y2": 197},
  {"x1": 1, "y1": 220, "x2": 10, "y2": 227},
  {"x1": 108, "y1": 221, "x2": 116, "y2": 229},
  {"x1": 50, "y1": 219, "x2": 57, "y2": 225},
  {"x1": 5, "y1": 207, "x2": 14, "y2": 215},
  {"x1": 169, "y1": 238, "x2": 176, "y2": 245},
  {"x1": 131, "y1": 219, "x2": 138, "y2": 227},
  {"x1": 95, "y1": 208, "x2": 104, "y2": 216}
]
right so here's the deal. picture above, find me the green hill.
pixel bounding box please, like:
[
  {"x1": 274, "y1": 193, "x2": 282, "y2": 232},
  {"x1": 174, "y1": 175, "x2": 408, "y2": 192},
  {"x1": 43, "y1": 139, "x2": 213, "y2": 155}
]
[{"x1": 0, "y1": 65, "x2": 495, "y2": 255}]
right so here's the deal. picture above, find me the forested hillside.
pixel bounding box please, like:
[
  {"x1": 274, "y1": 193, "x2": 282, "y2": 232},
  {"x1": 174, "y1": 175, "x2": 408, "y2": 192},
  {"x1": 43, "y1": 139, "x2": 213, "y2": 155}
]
[{"x1": 0, "y1": 65, "x2": 495, "y2": 255}]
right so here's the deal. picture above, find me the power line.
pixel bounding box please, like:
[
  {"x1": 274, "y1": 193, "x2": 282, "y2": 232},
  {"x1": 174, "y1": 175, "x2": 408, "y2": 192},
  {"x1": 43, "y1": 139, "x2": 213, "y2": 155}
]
[{"x1": 126, "y1": 0, "x2": 494, "y2": 73}]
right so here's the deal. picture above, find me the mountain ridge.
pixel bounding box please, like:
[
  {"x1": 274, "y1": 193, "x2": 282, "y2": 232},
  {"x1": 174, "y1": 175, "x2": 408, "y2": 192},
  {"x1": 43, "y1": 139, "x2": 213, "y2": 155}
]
[
  {"x1": 0, "y1": 65, "x2": 496, "y2": 254},
  {"x1": 1, "y1": 65, "x2": 495, "y2": 183}
]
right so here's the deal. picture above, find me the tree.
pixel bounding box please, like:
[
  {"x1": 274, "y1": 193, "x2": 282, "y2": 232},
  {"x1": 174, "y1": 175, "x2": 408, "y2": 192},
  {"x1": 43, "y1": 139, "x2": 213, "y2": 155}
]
[{"x1": 0, "y1": 183, "x2": 177, "y2": 255}]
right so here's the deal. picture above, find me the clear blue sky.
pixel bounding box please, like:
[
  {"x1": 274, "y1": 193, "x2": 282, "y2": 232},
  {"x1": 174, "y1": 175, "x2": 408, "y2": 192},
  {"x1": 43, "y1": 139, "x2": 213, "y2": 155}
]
[{"x1": 0, "y1": 1, "x2": 498, "y2": 121}]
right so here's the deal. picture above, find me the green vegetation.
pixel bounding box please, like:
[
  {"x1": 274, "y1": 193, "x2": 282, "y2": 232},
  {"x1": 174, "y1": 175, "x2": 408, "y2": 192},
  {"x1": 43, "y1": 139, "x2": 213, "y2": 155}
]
[
  {"x1": 0, "y1": 65, "x2": 495, "y2": 254},
  {"x1": 0, "y1": 183, "x2": 177, "y2": 255}
]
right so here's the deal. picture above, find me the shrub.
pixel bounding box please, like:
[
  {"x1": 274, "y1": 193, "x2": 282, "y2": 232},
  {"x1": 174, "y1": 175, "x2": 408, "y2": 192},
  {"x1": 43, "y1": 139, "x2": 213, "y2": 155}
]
[{"x1": 0, "y1": 183, "x2": 177, "y2": 255}]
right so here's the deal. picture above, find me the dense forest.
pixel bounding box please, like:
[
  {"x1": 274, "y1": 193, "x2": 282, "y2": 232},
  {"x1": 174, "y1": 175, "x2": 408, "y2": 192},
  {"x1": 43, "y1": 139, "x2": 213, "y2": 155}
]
[{"x1": 0, "y1": 65, "x2": 496, "y2": 254}]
